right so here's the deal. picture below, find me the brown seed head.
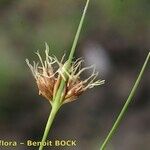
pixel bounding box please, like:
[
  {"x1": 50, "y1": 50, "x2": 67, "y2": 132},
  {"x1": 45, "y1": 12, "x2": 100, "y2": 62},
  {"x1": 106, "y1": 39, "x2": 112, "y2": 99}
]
[{"x1": 26, "y1": 43, "x2": 105, "y2": 105}]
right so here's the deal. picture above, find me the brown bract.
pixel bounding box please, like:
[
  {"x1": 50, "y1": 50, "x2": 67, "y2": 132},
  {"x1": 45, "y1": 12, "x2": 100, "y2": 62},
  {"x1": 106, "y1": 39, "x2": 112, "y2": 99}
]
[{"x1": 26, "y1": 43, "x2": 105, "y2": 105}]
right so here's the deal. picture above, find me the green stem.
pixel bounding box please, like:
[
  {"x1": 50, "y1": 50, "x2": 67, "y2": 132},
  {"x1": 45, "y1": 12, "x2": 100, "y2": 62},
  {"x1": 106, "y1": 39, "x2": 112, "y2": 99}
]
[
  {"x1": 39, "y1": 1, "x2": 90, "y2": 150},
  {"x1": 68, "y1": 0, "x2": 90, "y2": 64},
  {"x1": 100, "y1": 52, "x2": 150, "y2": 150},
  {"x1": 51, "y1": 0, "x2": 91, "y2": 113},
  {"x1": 39, "y1": 105, "x2": 60, "y2": 150},
  {"x1": 39, "y1": 80, "x2": 64, "y2": 150}
]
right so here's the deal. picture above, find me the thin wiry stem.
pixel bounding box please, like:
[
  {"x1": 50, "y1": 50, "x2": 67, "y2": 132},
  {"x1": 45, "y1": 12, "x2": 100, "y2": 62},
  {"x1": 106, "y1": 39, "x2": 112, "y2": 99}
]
[
  {"x1": 39, "y1": 106, "x2": 60, "y2": 150},
  {"x1": 100, "y1": 52, "x2": 150, "y2": 150},
  {"x1": 68, "y1": 0, "x2": 90, "y2": 64},
  {"x1": 38, "y1": 1, "x2": 90, "y2": 150},
  {"x1": 51, "y1": 0, "x2": 91, "y2": 115}
]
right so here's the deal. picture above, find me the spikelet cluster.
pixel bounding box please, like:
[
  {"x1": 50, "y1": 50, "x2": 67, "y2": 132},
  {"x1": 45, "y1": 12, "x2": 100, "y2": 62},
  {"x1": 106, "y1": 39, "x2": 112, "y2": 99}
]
[{"x1": 26, "y1": 43, "x2": 105, "y2": 104}]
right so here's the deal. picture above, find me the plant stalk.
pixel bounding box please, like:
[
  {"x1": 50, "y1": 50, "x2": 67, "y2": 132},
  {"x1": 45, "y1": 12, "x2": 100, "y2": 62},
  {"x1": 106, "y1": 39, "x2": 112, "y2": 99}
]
[
  {"x1": 68, "y1": 0, "x2": 90, "y2": 64},
  {"x1": 58, "y1": 0, "x2": 90, "y2": 102},
  {"x1": 58, "y1": 0, "x2": 90, "y2": 105},
  {"x1": 100, "y1": 52, "x2": 150, "y2": 150},
  {"x1": 39, "y1": 105, "x2": 60, "y2": 150},
  {"x1": 39, "y1": 0, "x2": 90, "y2": 150}
]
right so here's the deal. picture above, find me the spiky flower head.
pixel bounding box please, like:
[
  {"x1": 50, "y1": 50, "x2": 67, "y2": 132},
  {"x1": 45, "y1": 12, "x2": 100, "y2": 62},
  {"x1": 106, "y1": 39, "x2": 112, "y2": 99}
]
[{"x1": 26, "y1": 43, "x2": 105, "y2": 105}]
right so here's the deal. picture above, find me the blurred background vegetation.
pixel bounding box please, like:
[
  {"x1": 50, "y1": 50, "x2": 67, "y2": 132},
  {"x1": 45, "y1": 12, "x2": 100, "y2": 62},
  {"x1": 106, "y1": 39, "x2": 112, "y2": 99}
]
[{"x1": 0, "y1": 0, "x2": 149, "y2": 149}]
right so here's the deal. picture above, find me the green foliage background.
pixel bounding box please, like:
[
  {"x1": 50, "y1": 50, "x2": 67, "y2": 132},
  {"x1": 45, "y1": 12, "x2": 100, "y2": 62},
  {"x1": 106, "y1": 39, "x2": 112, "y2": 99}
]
[{"x1": 0, "y1": 0, "x2": 149, "y2": 150}]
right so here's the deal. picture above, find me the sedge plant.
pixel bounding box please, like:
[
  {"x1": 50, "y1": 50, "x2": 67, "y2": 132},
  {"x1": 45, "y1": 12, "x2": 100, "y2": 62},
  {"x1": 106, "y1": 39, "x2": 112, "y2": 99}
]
[
  {"x1": 26, "y1": 0, "x2": 104, "y2": 150},
  {"x1": 100, "y1": 52, "x2": 150, "y2": 150},
  {"x1": 26, "y1": 0, "x2": 150, "y2": 150}
]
